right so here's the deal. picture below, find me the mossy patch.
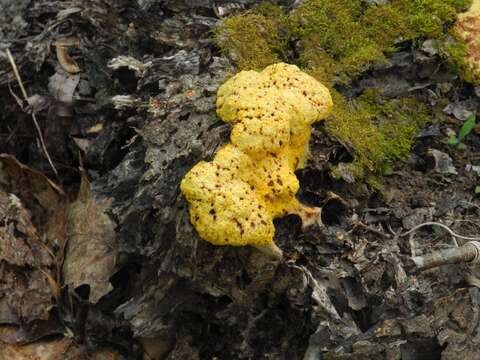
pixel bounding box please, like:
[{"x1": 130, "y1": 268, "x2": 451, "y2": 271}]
[
  {"x1": 326, "y1": 90, "x2": 431, "y2": 179},
  {"x1": 213, "y1": 0, "x2": 471, "y2": 180},
  {"x1": 214, "y1": 8, "x2": 288, "y2": 71},
  {"x1": 288, "y1": 0, "x2": 385, "y2": 83},
  {"x1": 440, "y1": 35, "x2": 473, "y2": 82},
  {"x1": 215, "y1": 0, "x2": 471, "y2": 81}
]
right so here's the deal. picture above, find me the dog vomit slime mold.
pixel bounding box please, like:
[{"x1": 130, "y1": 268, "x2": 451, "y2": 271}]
[{"x1": 180, "y1": 63, "x2": 333, "y2": 257}]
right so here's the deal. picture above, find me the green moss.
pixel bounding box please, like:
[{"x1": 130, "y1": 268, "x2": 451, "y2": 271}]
[
  {"x1": 252, "y1": 2, "x2": 286, "y2": 18},
  {"x1": 300, "y1": 44, "x2": 338, "y2": 84},
  {"x1": 212, "y1": 0, "x2": 470, "y2": 180},
  {"x1": 291, "y1": 0, "x2": 470, "y2": 83},
  {"x1": 362, "y1": 4, "x2": 408, "y2": 50},
  {"x1": 326, "y1": 90, "x2": 431, "y2": 179},
  {"x1": 289, "y1": 0, "x2": 385, "y2": 83},
  {"x1": 214, "y1": 8, "x2": 288, "y2": 71},
  {"x1": 215, "y1": 0, "x2": 472, "y2": 81},
  {"x1": 399, "y1": 0, "x2": 457, "y2": 37},
  {"x1": 287, "y1": 0, "x2": 362, "y2": 39},
  {"x1": 440, "y1": 23, "x2": 480, "y2": 85},
  {"x1": 213, "y1": 15, "x2": 278, "y2": 70}
]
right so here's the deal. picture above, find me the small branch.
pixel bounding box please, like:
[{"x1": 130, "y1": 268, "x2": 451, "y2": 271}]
[
  {"x1": 6, "y1": 49, "x2": 58, "y2": 176},
  {"x1": 6, "y1": 49, "x2": 28, "y2": 99},
  {"x1": 412, "y1": 241, "x2": 480, "y2": 271},
  {"x1": 349, "y1": 219, "x2": 391, "y2": 238},
  {"x1": 400, "y1": 222, "x2": 480, "y2": 271}
]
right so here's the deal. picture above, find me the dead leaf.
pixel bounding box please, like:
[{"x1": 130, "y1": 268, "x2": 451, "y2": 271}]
[
  {"x1": 0, "y1": 155, "x2": 67, "y2": 325},
  {"x1": 0, "y1": 154, "x2": 67, "y2": 250},
  {"x1": 5, "y1": 268, "x2": 54, "y2": 322},
  {"x1": 0, "y1": 154, "x2": 64, "y2": 195},
  {"x1": 48, "y1": 71, "x2": 80, "y2": 117},
  {"x1": 0, "y1": 298, "x2": 18, "y2": 325},
  {"x1": 141, "y1": 336, "x2": 175, "y2": 360},
  {"x1": 53, "y1": 37, "x2": 81, "y2": 74},
  {"x1": 63, "y1": 173, "x2": 118, "y2": 303},
  {"x1": 0, "y1": 318, "x2": 62, "y2": 345},
  {"x1": 39, "y1": 269, "x2": 61, "y2": 303},
  {"x1": 0, "y1": 192, "x2": 52, "y2": 267},
  {"x1": 48, "y1": 71, "x2": 80, "y2": 104},
  {"x1": 427, "y1": 149, "x2": 458, "y2": 175},
  {"x1": 0, "y1": 192, "x2": 54, "y2": 323},
  {"x1": 87, "y1": 123, "x2": 104, "y2": 134},
  {"x1": 0, "y1": 337, "x2": 121, "y2": 360},
  {"x1": 107, "y1": 55, "x2": 148, "y2": 77},
  {"x1": 71, "y1": 137, "x2": 91, "y2": 152},
  {"x1": 25, "y1": 94, "x2": 55, "y2": 114}
]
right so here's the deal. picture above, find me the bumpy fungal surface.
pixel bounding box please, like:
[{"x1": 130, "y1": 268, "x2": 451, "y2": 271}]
[
  {"x1": 181, "y1": 63, "x2": 332, "y2": 249},
  {"x1": 453, "y1": 0, "x2": 480, "y2": 83}
]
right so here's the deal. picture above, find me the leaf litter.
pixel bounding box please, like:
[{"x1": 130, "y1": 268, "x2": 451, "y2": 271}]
[{"x1": 0, "y1": 0, "x2": 480, "y2": 359}]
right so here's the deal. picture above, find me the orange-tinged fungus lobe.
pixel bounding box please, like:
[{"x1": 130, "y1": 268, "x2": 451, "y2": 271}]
[{"x1": 454, "y1": 0, "x2": 480, "y2": 83}]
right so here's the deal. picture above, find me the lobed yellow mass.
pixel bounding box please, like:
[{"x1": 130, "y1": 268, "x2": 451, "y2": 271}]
[{"x1": 180, "y1": 63, "x2": 333, "y2": 251}]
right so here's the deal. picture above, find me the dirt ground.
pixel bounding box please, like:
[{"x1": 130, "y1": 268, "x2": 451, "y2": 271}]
[{"x1": 1, "y1": 1, "x2": 480, "y2": 359}]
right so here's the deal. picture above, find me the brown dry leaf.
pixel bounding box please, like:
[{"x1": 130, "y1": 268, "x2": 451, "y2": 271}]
[
  {"x1": 0, "y1": 154, "x2": 64, "y2": 195},
  {"x1": 53, "y1": 37, "x2": 81, "y2": 74},
  {"x1": 86, "y1": 123, "x2": 104, "y2": 134},
  {"x1": 48, "y1": 70, "x2": 80, "y2": 102},
  {"x1": 0, "y1": 337, "x2": 121, "y2": 360},
  {"x1": 0, "y1": 192, "x2": 52, "y2": 267},
  {"x1": 0, "y1": 318, "x2": 62, "y2": 345},
  {"x1": 2, "y1": 267, "x2": 54, "y2": 322},
  {"x1": 63, "y1": 173, "x2": 118, "y2": 303},
  {"x1": 0, "y1": 155, "x2": 66, "y2": 327},
  {"x1": 48, "y1": 70, "x2": 80, "y2": 117},
  {"x1": 0, "y1": 298, "x2": 17, "y2": 325},
  {"x1": 141, "y1": 336, "x2": 175, "y2": 360},
  {"x1": 0, "y1": 192, "x2": 54, "y2": 323},
  {"x1": 71, "y1": 137, "x2": 91, "y2": 153},
  {"x1": 0, "y1": 154, "x2": 67, "y2": 252}
]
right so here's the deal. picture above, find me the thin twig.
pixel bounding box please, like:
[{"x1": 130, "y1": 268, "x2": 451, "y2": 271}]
[
  {"x1": 412, "y1": 242, "x2": 480, "y2": 271},
  {"x1": 400, "y1": 221, "x2": 480, "y2": 241},
  {"x1": 6, "y1": 50, "x2": 28, "y2": 99},
  {"x1": 401, "y1": 221, "x2": 480, "y2": 271},
  {"x1": 349, "y1": 219, "x2": 391, "y2": 238},
  {"x1": 6, "y1": 48, "x2": 58, "y2": 175}
]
